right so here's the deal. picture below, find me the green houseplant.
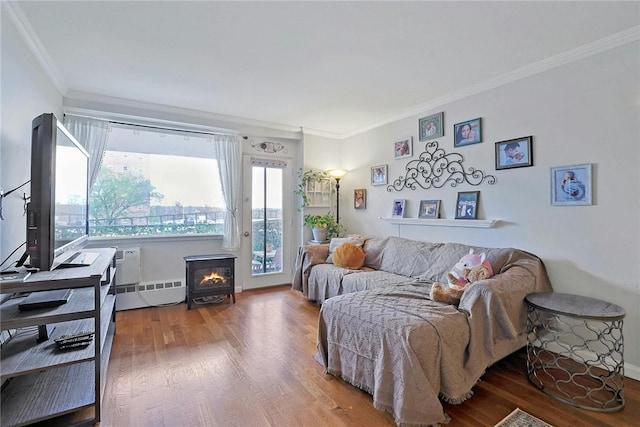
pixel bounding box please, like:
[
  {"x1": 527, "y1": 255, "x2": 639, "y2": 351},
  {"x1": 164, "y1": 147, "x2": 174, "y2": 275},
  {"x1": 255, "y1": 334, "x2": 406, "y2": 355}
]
[{"x1": 304, "y1": 212, "x2": 343, "y2": 241}]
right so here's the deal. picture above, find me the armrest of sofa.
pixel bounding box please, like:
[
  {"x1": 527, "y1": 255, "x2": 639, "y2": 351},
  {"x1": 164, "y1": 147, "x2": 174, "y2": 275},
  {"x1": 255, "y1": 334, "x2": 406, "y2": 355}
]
[
  {"x1": 458, "y1": 252, "x2": 552, "y2": 367},
  {"x1": 291, "y1": 244, "x2": 330, "y2": 295}
]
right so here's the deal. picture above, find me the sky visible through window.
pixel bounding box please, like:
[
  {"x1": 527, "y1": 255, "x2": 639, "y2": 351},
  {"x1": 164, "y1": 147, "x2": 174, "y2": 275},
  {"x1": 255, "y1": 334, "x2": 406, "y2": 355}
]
[{"x1": 103, "y1": 126, "x2": 225, "y2": 208}]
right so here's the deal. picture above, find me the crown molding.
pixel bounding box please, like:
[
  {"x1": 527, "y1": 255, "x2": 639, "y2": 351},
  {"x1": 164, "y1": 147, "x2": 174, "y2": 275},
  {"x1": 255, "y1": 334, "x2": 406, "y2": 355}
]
[
  {"x1": 63, "y1": 91, "x2": 305, "y2": 140},
  {"x1": 340, "y1": 26, "x2": 640, "y2": 140},
  {"x1": 3, "y1": 1, "x2": 68, "y2": 95}
]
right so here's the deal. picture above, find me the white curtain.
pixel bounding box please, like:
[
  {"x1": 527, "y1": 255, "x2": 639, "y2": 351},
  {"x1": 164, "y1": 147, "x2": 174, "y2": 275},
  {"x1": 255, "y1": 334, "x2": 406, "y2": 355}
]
[
  {"x1": 212, "y1": 135, "x2": 242, "y2": 251},
  {"x1": 63, "y1": 115, "x2": 111, "y2": 188}
]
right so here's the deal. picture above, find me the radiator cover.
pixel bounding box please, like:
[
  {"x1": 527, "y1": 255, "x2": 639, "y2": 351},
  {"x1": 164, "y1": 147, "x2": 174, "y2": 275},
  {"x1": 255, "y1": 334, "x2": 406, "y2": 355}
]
[{"x1": 115, "y1": 279, "x2": 185, "y2": 311}]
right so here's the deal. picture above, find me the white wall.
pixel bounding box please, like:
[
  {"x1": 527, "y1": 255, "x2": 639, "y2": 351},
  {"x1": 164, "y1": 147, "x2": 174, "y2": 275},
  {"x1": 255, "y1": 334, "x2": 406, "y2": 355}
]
[
  {"x1": 0, "y1": 12, "x2": 64, "y2": 263},
  {"x1": 336, "y1": 42, "x2": 640, "y2": 375}
]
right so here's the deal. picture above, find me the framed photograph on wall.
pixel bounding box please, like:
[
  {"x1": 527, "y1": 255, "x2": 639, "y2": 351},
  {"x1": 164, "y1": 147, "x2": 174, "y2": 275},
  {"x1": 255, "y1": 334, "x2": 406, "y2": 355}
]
[
  {"x1": 354, "y1": 189, "x2": 366, "y2": 209},
  {"x1": 455, "y1": 191, "x2": 479, "y2": 219},
  {"x1": 394, "y1": 136, "x2": 413, "y2": 159},
  {"x1": 371, "y1": 164, "x2": 388, "y2": 186},
  {"x1": 418, "y1": 112, "x2": 444, "y2": 141},
  {"x1": 550, "y1": 163, "x2": 592, "y2": 206},
  {"x1": 418, "y1": 200, "x2": 440, "y2": 219},
  {"x1": 454, "y1": 118, "x2": 482, "y2": 147},
  {"x1": 495, "y1": 136, "x2": 533, "y2": 170},
  {"x1": 392, "y1": 199, "x2": 406, "y2": 218}
]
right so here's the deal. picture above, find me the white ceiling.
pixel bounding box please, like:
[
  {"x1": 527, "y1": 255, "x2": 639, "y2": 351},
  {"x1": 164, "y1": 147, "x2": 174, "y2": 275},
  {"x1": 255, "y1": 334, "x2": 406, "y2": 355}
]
[{"x1": 8, "y1": 1, "x2": 640, "y2": 138}]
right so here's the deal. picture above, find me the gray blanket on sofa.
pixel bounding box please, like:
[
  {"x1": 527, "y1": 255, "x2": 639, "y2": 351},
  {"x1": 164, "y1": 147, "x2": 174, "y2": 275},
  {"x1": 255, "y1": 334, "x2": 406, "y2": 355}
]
[{"x1": 315, "y1": 251, "x2": 552, "y2": 427}]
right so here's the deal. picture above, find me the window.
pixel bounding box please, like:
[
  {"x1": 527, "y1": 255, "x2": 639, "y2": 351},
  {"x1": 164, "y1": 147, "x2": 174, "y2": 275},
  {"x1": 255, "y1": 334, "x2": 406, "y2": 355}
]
[{"x1": 89, "y1": 124, "x2": 225, "y2": 238}]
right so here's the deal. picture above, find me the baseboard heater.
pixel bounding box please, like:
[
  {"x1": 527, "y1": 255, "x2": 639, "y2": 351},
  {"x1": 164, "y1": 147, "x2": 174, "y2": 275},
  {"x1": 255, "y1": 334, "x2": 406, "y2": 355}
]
[{"x1": 115, "y1": 279, "x2": 185, "y2": 311}]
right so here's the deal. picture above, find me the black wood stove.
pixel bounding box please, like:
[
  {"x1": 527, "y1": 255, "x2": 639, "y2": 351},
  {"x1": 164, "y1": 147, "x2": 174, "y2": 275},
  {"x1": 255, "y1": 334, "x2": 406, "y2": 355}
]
[{"x1": 184, "y1": 254, "x2": 236, "y2": 309}]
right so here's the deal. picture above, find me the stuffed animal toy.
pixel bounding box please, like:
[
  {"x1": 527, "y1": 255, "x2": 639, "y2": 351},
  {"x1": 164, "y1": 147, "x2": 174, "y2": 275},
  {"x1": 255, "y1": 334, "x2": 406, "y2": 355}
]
[
  {"x1": 446, "y1": 249, "x2": 493, "y2": 289},
  {"x1": 430, "y1": 250, "x2": 494, "y2": 305}
]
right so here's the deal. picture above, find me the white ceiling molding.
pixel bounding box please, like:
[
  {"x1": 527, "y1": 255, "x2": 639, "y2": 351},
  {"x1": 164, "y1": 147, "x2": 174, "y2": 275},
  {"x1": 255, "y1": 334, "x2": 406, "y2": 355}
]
[
  {"x1": 340, "y1": 25, "x2": 640, "y2": 140},
  {"x1": 3, "y1": 0, "x2": 68, "y2": 95},
  {"x1": 63, "y1": 93, "x2": 304, "y2": 141}
]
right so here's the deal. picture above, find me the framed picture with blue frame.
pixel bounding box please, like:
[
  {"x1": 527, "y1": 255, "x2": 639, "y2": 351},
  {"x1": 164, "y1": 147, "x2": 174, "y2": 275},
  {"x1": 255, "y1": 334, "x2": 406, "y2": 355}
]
[
  {"x1": 454, "y1": 118, "x2": 482, "y2": 147},
  {"x1": 550, "y1": 163, "x2": 592, "y2": 206},
  {"x1": 455, "y1": 191, "x2": 479, "y2": 219}
]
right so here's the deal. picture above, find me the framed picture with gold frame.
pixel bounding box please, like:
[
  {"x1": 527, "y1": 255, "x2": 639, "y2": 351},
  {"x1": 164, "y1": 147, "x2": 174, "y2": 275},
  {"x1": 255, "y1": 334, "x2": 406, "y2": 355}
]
[{"x1": 354, "y1": 189, "x2": 366, "y2": 209}]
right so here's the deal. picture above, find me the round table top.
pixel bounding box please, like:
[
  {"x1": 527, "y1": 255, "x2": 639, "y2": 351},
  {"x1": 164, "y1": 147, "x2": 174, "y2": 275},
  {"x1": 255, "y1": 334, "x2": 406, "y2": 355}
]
[{"x1": 525, "y1": 292, "x2": 626, "y2": 321}]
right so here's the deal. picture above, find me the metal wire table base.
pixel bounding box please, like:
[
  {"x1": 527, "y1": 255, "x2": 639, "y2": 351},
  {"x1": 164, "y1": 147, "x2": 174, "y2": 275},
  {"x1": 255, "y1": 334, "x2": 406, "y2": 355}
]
[{"x1": 526, "y1": 295, "x2": 625, "y2": 412}]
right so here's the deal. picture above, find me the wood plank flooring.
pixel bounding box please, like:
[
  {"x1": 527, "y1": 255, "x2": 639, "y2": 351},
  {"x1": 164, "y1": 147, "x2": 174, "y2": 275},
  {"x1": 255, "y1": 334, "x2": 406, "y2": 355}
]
[{"x1": 100, "y1": 285, "x2": 639, "y2": 427}]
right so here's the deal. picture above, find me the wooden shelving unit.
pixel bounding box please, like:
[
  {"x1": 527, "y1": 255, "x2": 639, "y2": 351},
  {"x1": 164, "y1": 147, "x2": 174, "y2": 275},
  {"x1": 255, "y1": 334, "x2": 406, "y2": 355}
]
[{"x1": 0, "y1": 247, "x2": 116, "y2": 427}]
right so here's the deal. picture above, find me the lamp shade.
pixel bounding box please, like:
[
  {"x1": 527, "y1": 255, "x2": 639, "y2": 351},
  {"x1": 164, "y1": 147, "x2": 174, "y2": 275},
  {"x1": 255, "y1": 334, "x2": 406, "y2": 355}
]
[{"x1": 328, "y1": 169, "x2": 348, "y2": 180}]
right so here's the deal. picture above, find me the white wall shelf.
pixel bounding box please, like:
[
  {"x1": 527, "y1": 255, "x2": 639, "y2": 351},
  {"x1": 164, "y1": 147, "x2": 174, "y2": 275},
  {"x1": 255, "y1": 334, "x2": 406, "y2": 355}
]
[{"x1": 379, "y1": 217, "x2": 499, "y2": 228}]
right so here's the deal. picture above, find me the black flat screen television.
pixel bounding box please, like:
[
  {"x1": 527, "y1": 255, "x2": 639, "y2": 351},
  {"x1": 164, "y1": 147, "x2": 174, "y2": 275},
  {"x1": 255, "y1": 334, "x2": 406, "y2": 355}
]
[{"x1": 26, "y1": 113, "x2": 90, "y2": 271}]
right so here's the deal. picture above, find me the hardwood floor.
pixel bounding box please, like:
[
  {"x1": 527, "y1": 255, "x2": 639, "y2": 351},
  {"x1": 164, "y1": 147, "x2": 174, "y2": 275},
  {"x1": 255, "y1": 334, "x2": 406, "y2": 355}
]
[{"x1": 101, "y1": 285, "x2": 639, "y2": 427}]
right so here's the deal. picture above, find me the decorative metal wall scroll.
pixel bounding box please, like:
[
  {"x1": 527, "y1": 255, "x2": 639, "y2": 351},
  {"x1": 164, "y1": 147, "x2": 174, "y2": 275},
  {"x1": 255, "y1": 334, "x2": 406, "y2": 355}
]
[
  {"x1": 251, "y1": 140, "x2": 288, "y2": 154},
  {"x1": 386, "y1": 141, "x2": 496, "y2": 192}
]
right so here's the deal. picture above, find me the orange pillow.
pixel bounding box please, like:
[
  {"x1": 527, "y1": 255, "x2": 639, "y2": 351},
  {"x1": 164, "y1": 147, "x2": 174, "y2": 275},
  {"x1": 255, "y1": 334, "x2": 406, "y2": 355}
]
[{"x1": 332, "y1": 243, "x2": 365, "y2": 270}]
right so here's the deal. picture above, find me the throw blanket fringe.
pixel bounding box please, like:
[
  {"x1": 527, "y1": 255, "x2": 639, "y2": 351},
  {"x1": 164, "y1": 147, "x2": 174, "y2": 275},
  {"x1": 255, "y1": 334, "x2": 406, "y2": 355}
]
[
  {"x1": 325, "y1": 361, "x2": 454, "y2": 427},
  {"x1": 439, "y1": 390, "x2": 474, "y2": 405}
]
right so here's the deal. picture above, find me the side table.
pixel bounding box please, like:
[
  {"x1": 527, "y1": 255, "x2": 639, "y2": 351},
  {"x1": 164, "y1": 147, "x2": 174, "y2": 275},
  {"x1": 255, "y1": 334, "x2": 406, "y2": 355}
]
[{"x1": 525, "y1": 292, "x2": 625, "y2": 412}]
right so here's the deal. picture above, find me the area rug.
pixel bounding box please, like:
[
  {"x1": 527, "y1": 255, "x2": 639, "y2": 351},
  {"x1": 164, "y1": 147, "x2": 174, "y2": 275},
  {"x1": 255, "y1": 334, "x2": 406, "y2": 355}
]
[{"x1": 494, "y1": 408, "x2": 554, "y2": 427}]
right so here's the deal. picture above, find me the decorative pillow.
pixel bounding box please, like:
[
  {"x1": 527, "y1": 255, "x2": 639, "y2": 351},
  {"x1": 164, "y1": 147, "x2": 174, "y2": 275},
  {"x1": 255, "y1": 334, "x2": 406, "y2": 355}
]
[
  {"x1": 332, "y1": 243, "x2": 366, "y2": 270},
  {"x1": 326, "y1": 236, "x2": 365, "y2": 263}
]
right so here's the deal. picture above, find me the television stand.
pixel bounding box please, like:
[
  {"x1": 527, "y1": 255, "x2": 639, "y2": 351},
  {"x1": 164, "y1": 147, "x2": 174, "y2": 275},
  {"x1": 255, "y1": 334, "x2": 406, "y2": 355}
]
[
  {"x1": 0, "y1": 247, "x2": 117, "y2": 426},
  {"x1": 37, "y1": 324, "x2": 55, "y2": 342},
  {"x1": 58, "y1": 251, "x2": 100, "y2": 268}
]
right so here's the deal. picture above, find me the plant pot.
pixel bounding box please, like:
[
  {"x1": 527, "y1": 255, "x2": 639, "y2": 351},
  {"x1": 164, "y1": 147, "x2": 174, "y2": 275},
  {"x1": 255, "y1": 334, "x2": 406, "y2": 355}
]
[{"x1": 312, "y1": 227, "x2": 328, "y2": 242}]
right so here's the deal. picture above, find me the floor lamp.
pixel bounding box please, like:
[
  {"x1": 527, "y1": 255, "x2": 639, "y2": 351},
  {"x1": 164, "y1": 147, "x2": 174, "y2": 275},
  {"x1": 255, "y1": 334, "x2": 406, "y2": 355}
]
[{"x1": 328, "y1": 169, "x2": 347, "y2": 224}]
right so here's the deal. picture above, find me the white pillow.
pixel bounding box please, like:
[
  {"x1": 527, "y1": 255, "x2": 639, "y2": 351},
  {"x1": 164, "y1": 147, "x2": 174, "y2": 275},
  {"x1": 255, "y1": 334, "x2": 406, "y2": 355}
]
[{"x1": 326, "y1": 237, "x2": 365, "y2": 263}]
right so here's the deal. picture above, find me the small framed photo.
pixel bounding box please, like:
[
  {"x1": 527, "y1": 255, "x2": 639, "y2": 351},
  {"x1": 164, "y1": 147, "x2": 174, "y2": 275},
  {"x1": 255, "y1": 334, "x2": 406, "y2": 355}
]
[
  {"x1": 371, "y1": 164, "x2": 388, "y2": 186},
  {"x1": 495, "y1": 136, "x2": 533, "y2": 170},
  {"x1": 354, "y1": 189, "x2": 366, "y2": 209},
  {"x1": 550, "y1": 163, "x2": 592, "y2": 206},
  {"x1": 418, "y1": 112, "x2": 444, "y2": 141},
  {"x1": 392, "y1": 199, "x2": 406, "y2": 218},
  {"x1": 418, "y1": 200, "x2": 441, "y2": 219},
  {"x1": 394, "y1": 136, "x2": 413, "y2": 159},
  {"x1": 454, "y1": 118, "x2": 482, "y2": 147},
  {"x1": 455, "y1": 191, "x2": 480, "y2": 219}
]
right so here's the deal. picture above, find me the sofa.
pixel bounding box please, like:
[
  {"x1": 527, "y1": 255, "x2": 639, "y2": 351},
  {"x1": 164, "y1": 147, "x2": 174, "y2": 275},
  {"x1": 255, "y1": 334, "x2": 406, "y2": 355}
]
[
  {"x1": 292, "y1": 236, "x2": 553, "y2": 426},
  {"x1": 292, "y1": 235, "x2": 548, "y2": 304}
]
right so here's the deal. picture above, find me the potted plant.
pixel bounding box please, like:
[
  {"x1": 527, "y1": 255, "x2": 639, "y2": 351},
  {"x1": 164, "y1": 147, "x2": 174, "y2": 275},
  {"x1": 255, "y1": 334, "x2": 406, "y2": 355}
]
[{"x1": 304, "y1": 212, "x2": 343, "y2": 242}]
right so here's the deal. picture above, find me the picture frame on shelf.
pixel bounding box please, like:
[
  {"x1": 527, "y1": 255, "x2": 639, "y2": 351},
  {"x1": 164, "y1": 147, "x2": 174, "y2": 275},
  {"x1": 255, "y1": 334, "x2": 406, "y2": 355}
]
[
  {"x1": 392, "y1": 199, "x2": 406, "y2": 218},
  {"x1": 371, "y1": 164, "x2": 388, "y2": 186},
  {"x1": 394, "y1": 136, "x2": 413, "y2": 159},
  {"x1": 418, "y1": 200, "x2": 441, "y2": 218},
  {"x1": 418, "y1": 112, "x2": 444, "y2": 141},
  {"x1": 354, "y1": 189, "x2": 366, "y2": 209},
  {"x1": 454, "y1": 118, "x2": 482, "y2": 147},
  {"x1": 495, "y1": 136, "x2": 533, "y2": 170},
  {"x1": 455, "y1": 191, "x2": 480, "y2": 219},
  {"x1": 550, "y1": 163, "x2": 592, "y2": 206}
]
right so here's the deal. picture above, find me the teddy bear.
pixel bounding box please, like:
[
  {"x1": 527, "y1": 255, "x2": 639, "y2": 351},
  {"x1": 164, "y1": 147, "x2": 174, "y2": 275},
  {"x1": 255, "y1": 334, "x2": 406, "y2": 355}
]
[{"x1": 430, "y1": 250, "x2": 494, "y2": 305}]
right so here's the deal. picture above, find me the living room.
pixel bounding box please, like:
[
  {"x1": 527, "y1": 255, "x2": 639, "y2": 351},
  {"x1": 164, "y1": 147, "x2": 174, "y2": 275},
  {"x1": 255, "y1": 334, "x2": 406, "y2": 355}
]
[{"x1": 1, "y1": 1, "x2": 639, "y2": 426}]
